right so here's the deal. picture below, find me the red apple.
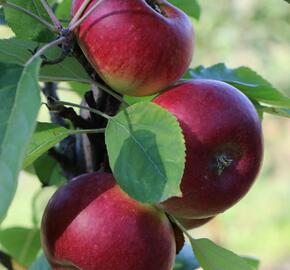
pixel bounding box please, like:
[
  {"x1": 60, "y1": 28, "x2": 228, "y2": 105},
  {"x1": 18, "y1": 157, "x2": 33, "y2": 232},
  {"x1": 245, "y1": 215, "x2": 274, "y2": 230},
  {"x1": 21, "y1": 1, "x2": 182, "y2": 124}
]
[
  {"x1": 154, "y1": 79, "x2": 263, "y2": 218},
  {"x1": 177, "y1": 216, "x2": 214, "y2": 230},
  {"x1": 41, "y1": 172, "x2": 176, "y2": 270},
  {"x1": 72, "y1": 0, "x2": 194, "y2": 96}
]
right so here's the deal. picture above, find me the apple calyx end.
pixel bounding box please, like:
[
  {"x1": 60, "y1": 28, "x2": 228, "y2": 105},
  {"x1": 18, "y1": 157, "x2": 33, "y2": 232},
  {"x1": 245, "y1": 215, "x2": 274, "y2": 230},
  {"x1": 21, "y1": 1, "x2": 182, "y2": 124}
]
[
  {"x1": 145, "y1": 0, "x2": 167, "y2": 17},
  {"x1": 215, "y1": 153, "x2": 234, "y2": 176}
]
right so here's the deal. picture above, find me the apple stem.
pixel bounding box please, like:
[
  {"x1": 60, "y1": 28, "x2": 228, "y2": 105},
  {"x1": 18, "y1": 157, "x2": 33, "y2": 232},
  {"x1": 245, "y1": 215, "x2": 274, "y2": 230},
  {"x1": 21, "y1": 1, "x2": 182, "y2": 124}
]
[
  {"x1": 69, "y1": 0, "x2": 92, "y2": 26},
  {"x1": 40, "y1": 0, "x2": 62, "y2": 31},
  {"x1": 168, "y1": 215, "x2": 193, "y2": 240},
  {"x1": 91, "y1": 81, "x2": 130, "y2": 107},
  {"x1": 2, "y1": 1, "x2": 57, "y2": 32},
  {"x1": 26, "y1": 36, "x2": 66, "y2": 66},
  {"x1": 52, "y1": 83, "x2": 128, "y2": 107},
  {"x1": 69, "y1": 0, "x2": 102, "y2": 32},
  {"x1": 50, "y1": 99, "x2": 112, "y2": 120}
]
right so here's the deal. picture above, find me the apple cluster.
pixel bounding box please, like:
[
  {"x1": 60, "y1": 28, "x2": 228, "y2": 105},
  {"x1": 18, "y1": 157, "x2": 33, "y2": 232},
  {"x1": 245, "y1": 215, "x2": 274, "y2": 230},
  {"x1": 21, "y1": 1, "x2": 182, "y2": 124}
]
[{"x1": 41, "y1": 0, "x2": 264, "y2": 269}]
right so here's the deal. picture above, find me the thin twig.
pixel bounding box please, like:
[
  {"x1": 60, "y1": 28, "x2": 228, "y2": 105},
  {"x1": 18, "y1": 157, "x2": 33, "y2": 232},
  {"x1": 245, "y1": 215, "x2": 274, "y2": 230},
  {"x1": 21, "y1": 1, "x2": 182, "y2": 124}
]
[
  {"x1": 259, "y1": 105, "x2": 290, "y2": 118},
  {"x1": 41, "y1": 50, "x2": 69, "y2": 67},
  {"x1": 72, "y1": 128, "x2": 106, "y2": 135},
  {"x1": 69, "y1": 0, "x2": 102, "y2": 31},
  {"x1": 168, "y1": 215, "x2": 193, "y2": 240},
  {"x1": 65, "y1": 78, "x2": 129, "y2": 106},
  {"x1": 40, "y1": 0, "x2": 62, "y2": 30},
  {"x1": 53, "y1": 100, "x2": 112, "y2": 120},
  {"x1": 42, "y1": 82, "x2": 68, "y2": 127},
  {"x1": 3, "y1": 1, "x2": 57, "y2": 32},
  {"x1": 26, "y1": 36, "x2": 66, "y2": 66},
  {"x1": 69, "y1": 0, "x2": 92, "y2": 26},
  {"x1": 92, "y1": 81, "x2": 129, "y2": 106}
]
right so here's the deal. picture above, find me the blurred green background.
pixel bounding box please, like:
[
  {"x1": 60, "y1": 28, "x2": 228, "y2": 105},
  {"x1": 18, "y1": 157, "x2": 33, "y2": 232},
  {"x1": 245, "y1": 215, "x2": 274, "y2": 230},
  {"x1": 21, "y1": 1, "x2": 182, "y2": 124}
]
[
  {"x1": 0, "y1": 0, "x2": 290, "y2": 269},
  {"x1": 191, "y1": 1, "x2": 290, "y2": 270}
]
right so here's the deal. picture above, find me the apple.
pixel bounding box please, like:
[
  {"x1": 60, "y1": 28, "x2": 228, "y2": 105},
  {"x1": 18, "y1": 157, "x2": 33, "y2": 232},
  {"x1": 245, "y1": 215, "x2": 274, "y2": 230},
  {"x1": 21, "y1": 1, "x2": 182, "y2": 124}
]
[
  {"x1": 41, "y1": 172, "x2": 176, "y2": 270},
  {"x1": 176, "y1": 216, "x2": 214, "y2": 230},
  {"x1": 72, "y1": 0, "x2": 194, "y2": 96},
  {"x1": 154, "y1": 79, "x2": 263, "y2": 218}
]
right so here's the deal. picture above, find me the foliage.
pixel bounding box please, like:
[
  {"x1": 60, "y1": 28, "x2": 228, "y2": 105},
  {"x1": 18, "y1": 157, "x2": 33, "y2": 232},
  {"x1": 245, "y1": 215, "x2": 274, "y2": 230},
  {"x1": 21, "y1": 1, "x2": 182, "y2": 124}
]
[
  {"x1": 169, "y1": 0, "x2": 201, "y2": 20},
  {"x1": 4, "y1": 0, "x2": 55, "y2": 42},
  {"x1": 0, "y1": 227, "x2": 41, "y2": 266},
  {"x1": 106, "y1": 102, "x2": 185, "y2": 203},
  {"x1": 0, "y1": 38, "x2": 89, "y2": 82},
  {"x1": 0, "y1": 59, "x2": 41, "y2": 223},
  {"x1": 0, "y1": 0, "x2": 288, "y2": 269}
]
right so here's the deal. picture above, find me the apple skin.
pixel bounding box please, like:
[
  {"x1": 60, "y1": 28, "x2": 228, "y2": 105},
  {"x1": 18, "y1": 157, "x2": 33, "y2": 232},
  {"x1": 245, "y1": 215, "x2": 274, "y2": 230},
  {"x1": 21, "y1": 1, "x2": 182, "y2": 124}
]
[
  {"x1": 72, "y1": 0, "x2": 194, "y2": 96},
  {"x1": 176, "y1": 216, "x2": 214, "y2": 230},
  {"x1": 154, "y1": 79, "x2": 263, "y2": 218},
  {"x1": 41, "y1": 172, "x2": 176, "y2": 270}
]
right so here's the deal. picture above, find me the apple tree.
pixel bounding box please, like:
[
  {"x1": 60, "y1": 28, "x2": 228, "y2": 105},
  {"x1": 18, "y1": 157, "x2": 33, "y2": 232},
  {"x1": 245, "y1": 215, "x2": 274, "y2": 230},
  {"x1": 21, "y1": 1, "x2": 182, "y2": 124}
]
[{"x1": 0, "y1": 0, "x2": 289, "y2": 269}]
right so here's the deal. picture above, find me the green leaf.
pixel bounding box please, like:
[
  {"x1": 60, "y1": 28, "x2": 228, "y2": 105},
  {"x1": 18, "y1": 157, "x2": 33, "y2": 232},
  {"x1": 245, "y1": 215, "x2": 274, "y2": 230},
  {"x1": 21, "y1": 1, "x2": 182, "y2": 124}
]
[
  {"x1": 4, "y1": 0, "x2": 55, "y2": 42},
  {"x1": 283, "y1": 0, "x2": 290, "y2": 4},
  {"x1": 0, "y1": 7, "x2": 5, "y2": 24},
  {"x1": 32, "y1": 187, "x2": 57, "y2": 226},
  {"x1": 55, "y1": 0, "x2": 71, "y2": 26},
  {"x1": 187, "y1": 64, "x2": 290, "y2": 107},
  {"x1": 34, "y1": 153, "x2": 66, "y2": 187},
  {"x1": 0, "y1": 38, "x2": 90, "y2": 82},
  {"x1": 124, "y1": 94, "x2": 156, "y2": 105},
  {"x1": 29, "y1": 254, "x2": 51, "y2": 270},
  {"x1": 243, "y1": 256, "x2": 260, "y2": 269},
  {"x1": 23, "y1": 122, "x2": 75, "y2": 168},
  {"x1": 0, "y1": 227, "x2": 41, "y2": 266},
  {"x1": 105, "y1": 102, "x2": 185, "y2": 203},
  {"x1": 259, "y1": 105, "x2": 290, "y2": 118},
  {"x1": 68, "y1": 81, "x2": 91, "y2": 97},
  {"x1": 0, "y1": 59, "x2": 41, "y2": 223},
  {"x1": 190, "y1": 238, "x2": 255, "y2": 270},
  {"x1": 169, "y1": 0, "x2": 201, "y2": 20}
]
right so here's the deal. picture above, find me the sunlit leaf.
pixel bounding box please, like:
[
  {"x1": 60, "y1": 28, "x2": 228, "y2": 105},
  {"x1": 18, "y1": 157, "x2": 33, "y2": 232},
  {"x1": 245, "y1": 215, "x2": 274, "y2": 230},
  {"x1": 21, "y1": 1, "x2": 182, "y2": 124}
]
[
  {"x1": 190, "y1": 238, "x2": 255, "y2": 270},
  {"x1": 4, "y1": 0, "x2": 55, "y2": 42},
  {"x1": 169, "y1": 0, "x2": 201, "y2": 20},
  {"x1": 34, "y1": 153, "x2": 66, "y2": 187},
  {"x1": 23, "y1": 122, "x2": 84, "y2": 168},
  {"x1": 0, "y1": 38, "x2": 90, "y2": 82},
  {"x1": 0, "y1": 227, "x2": 41, "y2": 266},
  {"x1": 0, "y1": 59, "x2": 41, "y2": 223},
  {"x1": 188, "y1": 64, "x2": 290, "y2": 107},
  {"x1": 106, "y1": 102, "x2": 185, "y2": 203}
]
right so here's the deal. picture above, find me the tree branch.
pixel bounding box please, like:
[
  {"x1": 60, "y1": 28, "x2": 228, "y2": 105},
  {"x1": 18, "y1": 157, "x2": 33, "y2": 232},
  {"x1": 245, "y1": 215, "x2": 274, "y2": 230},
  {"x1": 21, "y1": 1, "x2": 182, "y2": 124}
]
[
  {"x1": 0, "y1": 250, "x2": 13, "y2": 270},
  {"x1": 40, "y1": 0, "x2": 62, "y2": 30}
]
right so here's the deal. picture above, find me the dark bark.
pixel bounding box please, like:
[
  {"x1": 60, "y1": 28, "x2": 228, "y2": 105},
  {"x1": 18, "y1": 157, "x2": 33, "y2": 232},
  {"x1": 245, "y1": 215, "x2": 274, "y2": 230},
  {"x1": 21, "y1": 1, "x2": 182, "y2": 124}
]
[
  {"x1": 0, "y1": 250, "x2": 13, "y2": 270},
  {"x1": 42, "y1": 43, "x2": 121, "y2": 180}
]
